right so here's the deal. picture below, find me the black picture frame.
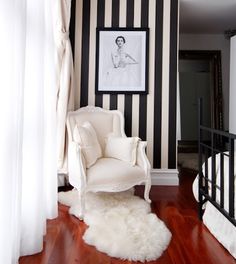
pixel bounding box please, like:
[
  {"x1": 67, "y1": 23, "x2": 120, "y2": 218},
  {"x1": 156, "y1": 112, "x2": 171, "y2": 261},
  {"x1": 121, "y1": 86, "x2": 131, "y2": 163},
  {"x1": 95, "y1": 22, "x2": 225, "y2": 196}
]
[{"x1": 95, "y1": 27, "x2": 149, "y2": 94}]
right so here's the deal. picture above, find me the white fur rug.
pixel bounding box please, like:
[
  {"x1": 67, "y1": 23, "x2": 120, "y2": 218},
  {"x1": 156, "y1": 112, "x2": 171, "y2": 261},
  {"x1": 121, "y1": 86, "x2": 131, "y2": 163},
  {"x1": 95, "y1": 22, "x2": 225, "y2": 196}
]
[{"x1": 58, "y1": 189, "x2": 172, "y2": 262}]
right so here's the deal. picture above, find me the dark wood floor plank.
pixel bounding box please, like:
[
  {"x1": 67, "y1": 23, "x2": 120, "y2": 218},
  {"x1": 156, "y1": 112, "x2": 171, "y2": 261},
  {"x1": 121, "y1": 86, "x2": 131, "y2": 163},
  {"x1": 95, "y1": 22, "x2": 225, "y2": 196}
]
[{"x1": 19, "y1": 169, "x2": 236, "y2": 264}]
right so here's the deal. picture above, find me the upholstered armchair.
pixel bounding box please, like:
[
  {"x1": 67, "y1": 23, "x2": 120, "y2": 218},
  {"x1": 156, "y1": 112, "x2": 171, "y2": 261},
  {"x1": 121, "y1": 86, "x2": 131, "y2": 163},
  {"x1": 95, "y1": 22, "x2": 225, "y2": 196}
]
[{"x1": 66, "y1": 106, "x2": 151, "y2": 219}]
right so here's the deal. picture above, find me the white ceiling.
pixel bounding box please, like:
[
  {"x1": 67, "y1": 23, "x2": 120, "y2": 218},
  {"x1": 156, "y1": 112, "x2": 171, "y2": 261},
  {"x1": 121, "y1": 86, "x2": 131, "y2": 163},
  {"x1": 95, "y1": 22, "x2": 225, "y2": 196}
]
[{"x1": 179, "y1": 0, "x2": 236, "y2": 34}]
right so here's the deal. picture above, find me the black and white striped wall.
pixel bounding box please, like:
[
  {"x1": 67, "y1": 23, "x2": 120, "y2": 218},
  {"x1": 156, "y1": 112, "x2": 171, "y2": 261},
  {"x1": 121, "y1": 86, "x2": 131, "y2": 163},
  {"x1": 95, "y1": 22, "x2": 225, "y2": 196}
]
[{"x1": 72, "y1": 0, "x2": 179, "y2": 185}]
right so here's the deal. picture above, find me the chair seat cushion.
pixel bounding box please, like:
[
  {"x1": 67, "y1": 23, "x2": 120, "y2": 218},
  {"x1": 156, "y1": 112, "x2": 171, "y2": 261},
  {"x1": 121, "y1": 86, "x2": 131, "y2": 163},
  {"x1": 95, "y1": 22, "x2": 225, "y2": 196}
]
[{"x1": 87, "y1": 158, "x2": 145, "y2": 189}]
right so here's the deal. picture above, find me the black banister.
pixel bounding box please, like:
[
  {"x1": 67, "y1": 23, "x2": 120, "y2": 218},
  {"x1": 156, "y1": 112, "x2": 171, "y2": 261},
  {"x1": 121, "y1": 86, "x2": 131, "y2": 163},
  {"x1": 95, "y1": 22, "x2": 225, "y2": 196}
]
[
  {"x1": 198, "y1": 98, "x2": 203, "y2": 220},
  {"x1": 211, "y1": 132, "x2": 216, "y2": 202},
  {"x1": 229, "y1": 137, "x2": 235, "y2": 218},
  {"x1": 220, "y1": 152, "x2": 224, "y2": 208},
  {"x1": 198, "y1": 98, "x2": 235, "y2": 227}
]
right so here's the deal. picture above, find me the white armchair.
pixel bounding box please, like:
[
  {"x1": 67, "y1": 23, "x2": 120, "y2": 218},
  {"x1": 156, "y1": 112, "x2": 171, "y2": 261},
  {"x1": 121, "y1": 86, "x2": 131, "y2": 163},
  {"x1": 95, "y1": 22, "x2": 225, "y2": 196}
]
[{"x1": 66, "y1": 106, "x2": 151, "y2": 219}]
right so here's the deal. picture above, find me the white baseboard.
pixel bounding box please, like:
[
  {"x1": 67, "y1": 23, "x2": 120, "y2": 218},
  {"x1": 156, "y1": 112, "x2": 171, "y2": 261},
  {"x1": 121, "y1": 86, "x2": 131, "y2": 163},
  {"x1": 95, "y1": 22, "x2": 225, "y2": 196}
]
[{"x1": 151, "y1": 169, "x2": 179, "y2": 186}]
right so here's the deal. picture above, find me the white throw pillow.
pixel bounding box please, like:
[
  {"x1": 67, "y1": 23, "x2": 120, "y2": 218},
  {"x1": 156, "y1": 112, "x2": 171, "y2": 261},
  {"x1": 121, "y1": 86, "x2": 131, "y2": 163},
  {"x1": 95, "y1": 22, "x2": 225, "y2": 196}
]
[
  {"x1": 73, "y1": 121, "x2": 102, "y2": 168},
  {"x1": 104, "y1": 136, "x2": 140, "y2": 166}
]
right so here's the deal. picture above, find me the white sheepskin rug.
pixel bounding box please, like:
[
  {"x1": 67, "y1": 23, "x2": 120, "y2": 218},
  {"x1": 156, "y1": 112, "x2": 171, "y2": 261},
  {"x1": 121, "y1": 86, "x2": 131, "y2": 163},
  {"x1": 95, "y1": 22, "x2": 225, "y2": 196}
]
[{"x1": 58, "y1": 189, "x2": 172, "y2": 262}]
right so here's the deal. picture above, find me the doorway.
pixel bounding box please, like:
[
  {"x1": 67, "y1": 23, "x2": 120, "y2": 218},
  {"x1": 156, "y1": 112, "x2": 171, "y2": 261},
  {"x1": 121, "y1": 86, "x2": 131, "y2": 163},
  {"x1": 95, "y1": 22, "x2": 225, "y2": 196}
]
[{"x1": 178, "y1": 50, "x2": 224, "y2": 171}]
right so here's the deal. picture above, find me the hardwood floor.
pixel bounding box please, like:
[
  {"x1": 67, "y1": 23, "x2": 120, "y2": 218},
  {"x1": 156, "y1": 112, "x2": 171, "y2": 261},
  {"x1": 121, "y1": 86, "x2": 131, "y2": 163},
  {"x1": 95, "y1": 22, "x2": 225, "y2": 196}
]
[{"x1": 19, "y1": 169, "x2": 236, "y2": 264}]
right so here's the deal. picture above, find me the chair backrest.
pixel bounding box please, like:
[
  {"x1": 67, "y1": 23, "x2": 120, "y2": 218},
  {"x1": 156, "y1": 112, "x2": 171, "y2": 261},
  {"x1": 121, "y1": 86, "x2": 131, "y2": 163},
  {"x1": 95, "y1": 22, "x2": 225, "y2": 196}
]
[{"x1": 67, "y1": 106, "x2": 126, "y2": 151}]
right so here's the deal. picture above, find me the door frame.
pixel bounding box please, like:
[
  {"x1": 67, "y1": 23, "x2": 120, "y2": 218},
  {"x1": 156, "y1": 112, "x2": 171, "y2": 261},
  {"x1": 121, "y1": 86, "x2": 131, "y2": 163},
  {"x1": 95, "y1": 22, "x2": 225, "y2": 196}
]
[{"x1": 179, "y1": 50, "x2": 224, "y2": 131}]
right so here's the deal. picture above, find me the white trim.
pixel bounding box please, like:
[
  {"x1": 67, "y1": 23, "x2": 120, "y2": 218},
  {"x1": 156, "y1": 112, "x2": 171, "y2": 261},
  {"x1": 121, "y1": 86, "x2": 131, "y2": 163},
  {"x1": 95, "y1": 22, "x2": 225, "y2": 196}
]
[{"x1": 151, "y1": 169, "x2": 179, "y2": 186}]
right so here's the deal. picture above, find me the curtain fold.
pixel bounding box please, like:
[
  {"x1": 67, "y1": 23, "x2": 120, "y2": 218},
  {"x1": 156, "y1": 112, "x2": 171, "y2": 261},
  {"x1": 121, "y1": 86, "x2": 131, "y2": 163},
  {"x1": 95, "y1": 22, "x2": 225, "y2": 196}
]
[
  {"x1": 0, "y1": 0, "x2": 58, "y2": 262},
  {"x1": 55, "y1": 0, "x2": 75, "y2": 174}
]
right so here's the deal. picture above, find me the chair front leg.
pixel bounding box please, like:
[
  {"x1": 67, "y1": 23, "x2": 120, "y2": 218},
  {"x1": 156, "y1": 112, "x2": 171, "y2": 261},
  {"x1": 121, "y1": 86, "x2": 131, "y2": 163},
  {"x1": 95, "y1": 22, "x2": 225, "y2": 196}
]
[
  {"x1": 78, "y1": 190, "x2": 85, "y2": 220},
  {"x1": 144, "y1": 179, "x2": 151, "y2": 203}
]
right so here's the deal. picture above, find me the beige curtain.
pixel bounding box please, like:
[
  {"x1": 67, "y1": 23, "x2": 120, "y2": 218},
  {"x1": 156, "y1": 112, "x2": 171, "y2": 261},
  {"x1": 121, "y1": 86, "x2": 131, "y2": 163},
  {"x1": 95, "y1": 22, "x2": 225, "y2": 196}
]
[{"x1": 55, "y1": 0, "x2": 75, "y2": 173}]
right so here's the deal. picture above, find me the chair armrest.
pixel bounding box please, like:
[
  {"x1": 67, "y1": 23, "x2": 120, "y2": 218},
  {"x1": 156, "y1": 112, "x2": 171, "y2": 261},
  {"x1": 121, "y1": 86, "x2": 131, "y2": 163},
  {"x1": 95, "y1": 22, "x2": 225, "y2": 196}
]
[
  {"x1": 136, "y1": 141, "x2": 151, "y2": 177},
  {"x1": 67, "y1": 141, "x2": 86, "y2": 190}
]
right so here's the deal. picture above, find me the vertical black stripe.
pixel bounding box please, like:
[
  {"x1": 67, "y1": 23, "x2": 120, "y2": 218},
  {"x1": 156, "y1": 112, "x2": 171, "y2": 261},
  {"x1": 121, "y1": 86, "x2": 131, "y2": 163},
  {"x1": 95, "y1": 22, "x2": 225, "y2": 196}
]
[
  {"x1": 139, "y1": 0, "x2": 149, "y2": 140},
  {"x1": 95, "y1": 0, "x2": 105, "y2": 107},
  {"x1": 126, "y1": 0, "x2": 134, "y2": 27},
  {"x1": 112, "y1": 0, "x2": 120, "y2": 27},
  {"x1": 69, "y1": 0, "x2": 76, "y2": 59},
  {"x1": 110, "y1": 95, "x2": 118, "y2": 110},
  {"x1": 168, "y1": 0, "x2": 178, "y2": 168},
  {"x1": 97, "y1": 0, "x2": 105, "y2": 28},
  {"x1": 80, "y1": 0, "x2": 91, "y2": 107},
  {"x1": 124, "y1": 0, "x2": 134, "y2": 136},
  {"x1": 141, "y1": 0, "x2": 149, "y2": 27},
  {"x1": 110, "y1": 0, "x2": 120, "y2": 110},
  {"x1": 124, "y1": 95, "x2": 133, "y2": 136},
  {"x1": 153, "y1": 0, "x2": 163, "y2": 168}
]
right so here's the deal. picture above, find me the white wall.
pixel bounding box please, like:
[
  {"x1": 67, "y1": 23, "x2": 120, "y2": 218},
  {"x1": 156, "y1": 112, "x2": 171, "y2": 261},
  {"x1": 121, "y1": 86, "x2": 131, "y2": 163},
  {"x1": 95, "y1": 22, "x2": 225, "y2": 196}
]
[
  {"x1": 229, "y1": 35, "x2": 236, "y2": 133},
  {"x1": 179, "y1": 34, "x2": 230, "y2": 130}
]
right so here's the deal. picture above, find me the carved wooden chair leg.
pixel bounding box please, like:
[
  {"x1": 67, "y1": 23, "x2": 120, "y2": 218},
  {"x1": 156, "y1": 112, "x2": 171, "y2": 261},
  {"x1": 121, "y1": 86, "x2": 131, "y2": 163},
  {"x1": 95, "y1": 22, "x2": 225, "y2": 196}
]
[
  {"x1": 144, "y1": 179, "x2": 151, "y2": 203},
  {"x1": 78, "y1": 191, "x2": 85, "y2": 220}
]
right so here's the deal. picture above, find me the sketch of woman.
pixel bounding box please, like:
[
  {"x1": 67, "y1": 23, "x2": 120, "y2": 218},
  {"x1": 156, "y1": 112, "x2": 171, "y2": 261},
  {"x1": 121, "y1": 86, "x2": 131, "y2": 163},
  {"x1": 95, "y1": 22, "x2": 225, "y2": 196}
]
[
  {"x1": 111, "y1": 36, "x2": 138, "y2": 68},
  {"x1": 103, "y1": 35, "x2": 140, "y2": 88}
]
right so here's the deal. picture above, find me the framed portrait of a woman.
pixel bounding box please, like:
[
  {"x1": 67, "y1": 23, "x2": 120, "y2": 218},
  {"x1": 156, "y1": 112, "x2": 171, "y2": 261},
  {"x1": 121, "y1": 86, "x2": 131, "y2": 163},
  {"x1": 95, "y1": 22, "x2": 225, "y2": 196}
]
[{"x1": 95, "y1": 28, "x2": 149, "y2": 94}]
